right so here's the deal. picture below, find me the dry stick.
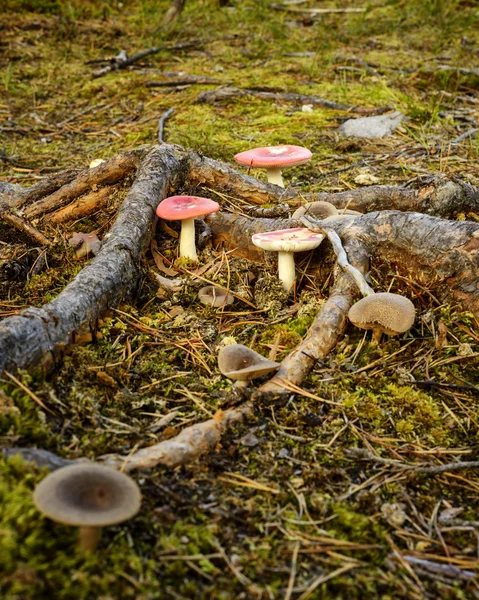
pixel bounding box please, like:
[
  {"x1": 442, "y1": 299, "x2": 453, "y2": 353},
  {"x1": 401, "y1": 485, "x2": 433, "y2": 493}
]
[
  {"x1": 346, "y1": 447, "x2": 479, "y2": 474},
  {"x1": 196, "y1": 86, "x2": 389, "y2": 116},
  {"x1": 147, "y1": 76, "x2": 225, "y2": 87},
  {"x1": 24, "y1": 147, "x2": 147, "y2": 219},
  {"x1": 158, "y1": 108, "x2": 175, "y2": 144},
  {"x1": 92, "y1": 40, "x2": 202, "y2": 78},
  {"x1": 0, "y1": 209, "x2": 52, "y2": 246},
  {"x1": 272, "y1": 5, "x2": 366, "y2": 14},
  {"x1": 0, "y1": 145, "x2": 185, "y2": 374},
  {"x1": 398, "y1": 556, "x2": 476, "y2": 581},
  {"x1": 161, "y1": 0, "x2": 187, "y2": 29}
]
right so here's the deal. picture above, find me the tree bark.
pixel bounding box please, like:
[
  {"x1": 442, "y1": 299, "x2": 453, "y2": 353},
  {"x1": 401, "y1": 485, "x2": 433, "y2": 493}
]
[{"x1": 206, "y1": 210, "x2": 479, "y2": 314}]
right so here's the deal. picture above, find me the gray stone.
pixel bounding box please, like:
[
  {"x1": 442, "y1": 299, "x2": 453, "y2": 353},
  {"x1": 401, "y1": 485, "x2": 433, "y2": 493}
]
[{"x1": 339, "y1": 111, "x2": 405, "y2": 139}]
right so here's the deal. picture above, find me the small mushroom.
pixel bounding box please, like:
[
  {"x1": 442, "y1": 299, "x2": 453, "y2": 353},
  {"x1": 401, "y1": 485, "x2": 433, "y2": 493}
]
[
  {"x1": 68, "y1": 232, "x2": 101, "y2": 258},
  {"x1": 156, "y1": 195, "x2": 220, "y2": 262},
  {"x1": 33, "y1": 463, "x2": 141, "y2": 552},
  {"x1": 348, "y1": 292, "x2": 415, "y2": 344},
  {"x1": 198, "y1": 285, "x2": 234, "y2": 308},
  {"x1": 218, "y1": 343, "x2": 280, "y2": 387},
  {"x1": 234, "y1": 145, "x2": 312, "y2": 188},
  {"x1": 292, "y1": 201, "x2": 338, "y2": 220},
  {"x1": 252, "y1": 227, "x2": 324, "y2": 291},
  {"x1": 89, "y1": 158, "x2": 106, "y2": 169}
]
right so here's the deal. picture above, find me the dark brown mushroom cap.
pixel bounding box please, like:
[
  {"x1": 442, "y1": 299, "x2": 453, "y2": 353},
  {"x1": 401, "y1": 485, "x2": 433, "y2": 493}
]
[
  {"x1": 218, "y1": 344, "x2": 280, "y2": 381},
  {"x1": 348, "y1": 293, "x2": 415, "y2": 335},
  {"x1": 33, "y1": 464, "x2": 141, "y2": 527},
  {"x1": 198, "y1": 286, "x2": 234, "y2": 308},
  {"x1": 292, "y1": 201, "x2": 338, "y2": 220}
]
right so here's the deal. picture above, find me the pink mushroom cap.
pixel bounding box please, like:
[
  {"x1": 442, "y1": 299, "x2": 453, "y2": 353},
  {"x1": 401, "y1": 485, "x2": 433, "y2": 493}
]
[
  {"x1": 156, "y1": 195, "x2": 220, "y2": 221},
  {"x1": 234, "y1": 145, "x2": 312, "y2": 168},
  {"x1": 252, "y1": 227, "x2": 324, "y2": 252}
]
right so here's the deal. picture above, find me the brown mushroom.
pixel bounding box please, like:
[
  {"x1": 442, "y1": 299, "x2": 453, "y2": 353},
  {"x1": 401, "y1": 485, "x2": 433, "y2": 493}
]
[
  {"x1": 218, "y1": 344, "x2": 280, "y2": 387},
  {"x1": 348, "y1": 292, "x2": 415, "y2": 344},
  {"x1": 198, "y1": 285, "x2": 234, "y2": 308},
  {"x1": 33, "y1": 463, "x2": 141, "y2": 552},
  {"x1": 292, "y1": 201, "x2": 338, "y2": 220}
]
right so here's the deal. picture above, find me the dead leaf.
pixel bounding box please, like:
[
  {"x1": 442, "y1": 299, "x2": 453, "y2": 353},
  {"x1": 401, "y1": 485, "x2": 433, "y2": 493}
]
[{"x1": 96, "y1": 371, "x2": 116, "y2": 387}]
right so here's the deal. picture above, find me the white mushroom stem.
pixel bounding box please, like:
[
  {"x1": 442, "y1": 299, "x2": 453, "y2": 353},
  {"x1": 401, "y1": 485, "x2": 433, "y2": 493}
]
[
  {"x1": 301, "y1": 217, "x2": 375, "y2": 297},
  {"x1": 179, "y1": 217, "x2": 197, "y2": 261},
  {"x1": 78, "y1": 526, "x2": 102, "y2": 552},
  {"x1": 277, "y1": 251, "x2": 296, "y2": 292},
  {"x1": 234, "y1": 380, "x2": 248, "y2": 388},
  {"x1": 266, "y1": 167, "x2": 284, "y2": 188}
]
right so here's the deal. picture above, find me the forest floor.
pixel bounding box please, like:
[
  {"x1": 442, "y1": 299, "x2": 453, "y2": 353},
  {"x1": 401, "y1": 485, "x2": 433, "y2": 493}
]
[{"x1": 1, "y1": 0, "x2": 479, "y2": 598}]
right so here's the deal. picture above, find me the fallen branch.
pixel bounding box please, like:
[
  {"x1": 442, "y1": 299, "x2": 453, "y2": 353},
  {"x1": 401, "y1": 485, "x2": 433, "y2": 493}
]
[
  {"x1": 196, "y1": 86, "x2": 388, "y2": 115},
  {"x1": 395, "y1": 556, "x2": 476, "y2": 581},
  {"x1": 146, "y1": 75, "x2": 225, "y2": 87},
  {"x1": 91, "y1": 40, "x2": 202, "y2": 78}
]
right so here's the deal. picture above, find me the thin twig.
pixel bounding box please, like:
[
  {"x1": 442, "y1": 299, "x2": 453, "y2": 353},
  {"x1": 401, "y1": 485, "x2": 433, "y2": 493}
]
[
  {"x1": 302, "y1": 218, "x2": 375, "y2": 297},
  {"x1": 346, "y1": 448, "x2": 479, "y2": 474},
  {"x1": 158, "y1": 108, "x2": 175, "y2": 144}
]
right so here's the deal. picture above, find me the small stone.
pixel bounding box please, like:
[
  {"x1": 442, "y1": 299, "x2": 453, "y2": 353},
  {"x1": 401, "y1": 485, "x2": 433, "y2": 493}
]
[
  {"x1": 240, "y1": 432, "x2": 259, "y2": 447},
  {"x1": 301, "y1": 104, "x2": 313, "y2": 113},
  {"x1": 340, "y1": 111, "x2": 405, "y2": 139},
  {"x1": 278, "y1": 448, "x2": 289, "y2": 458},
  {"x1": 458, "y1": 343, "x2": 474, "y2": 356},
  {"x1": 354, "y1": 169, "x2": 380, "y2": 185},
  {"x1": 381, "y1": 502, "x2": 407, "y2": 527}
]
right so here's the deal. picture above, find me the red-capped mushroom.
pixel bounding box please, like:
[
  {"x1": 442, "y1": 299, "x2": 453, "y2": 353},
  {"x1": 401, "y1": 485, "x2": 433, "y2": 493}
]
[
  {"x1": 156, "y1": 195, "x2": 220, "y2": 262},
  {"x1": 234, "y1": 145, "x2": 312, "y2": 188},
  {"x1": 252, "y1": 227, "x2": 324, "y2": 291}
]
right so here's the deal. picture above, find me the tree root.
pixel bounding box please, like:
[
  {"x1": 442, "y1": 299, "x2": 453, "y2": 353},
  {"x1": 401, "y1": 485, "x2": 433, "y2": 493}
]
[
  {"x1": 100, "y1": 403, "x2": 253, "y2": 471},
  {"x1": 206, "y1": 210, "x2": 479, "y2": 314},
  {"x1": 260, "y1": 238, "x2": 369, "y2": 393},
  {"x1": 2, "y1": 144, "x2": 479, "y2": 375},
  {"x1": 49, "y1": 184, "x2": 122, "y2": 224},
  {"x1": 0, "y1": 209, "x2": 52, "y2": 246},
  {"x1": 2, "y1": 144, "x2": 479, "y2": 473}
]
